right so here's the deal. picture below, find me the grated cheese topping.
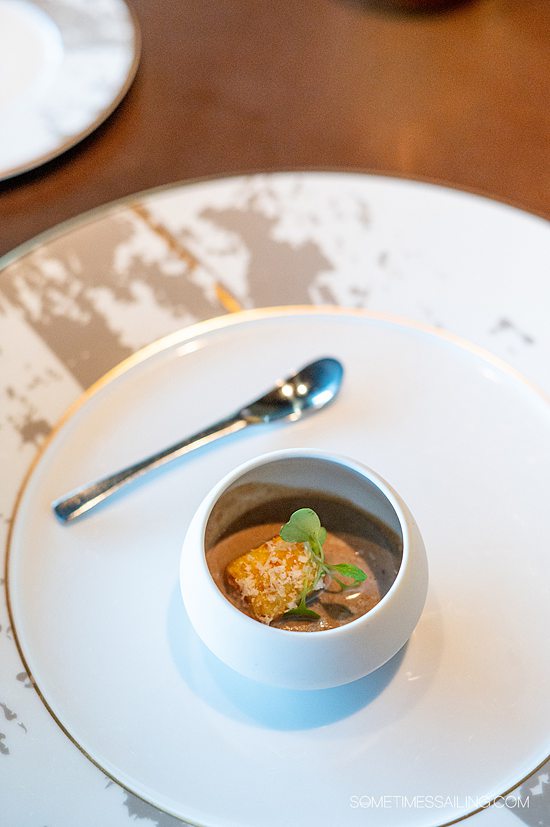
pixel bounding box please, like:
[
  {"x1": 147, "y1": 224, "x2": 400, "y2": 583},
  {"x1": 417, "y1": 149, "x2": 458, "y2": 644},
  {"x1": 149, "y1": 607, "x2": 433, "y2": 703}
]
[{"x1": 225, "y1": 535, "x2": 320, "y2": 624}]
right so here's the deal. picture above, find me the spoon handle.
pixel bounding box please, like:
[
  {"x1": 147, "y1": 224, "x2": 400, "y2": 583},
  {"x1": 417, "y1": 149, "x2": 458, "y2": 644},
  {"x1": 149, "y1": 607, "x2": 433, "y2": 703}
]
[{"x1": 52, "y1": 414, "x2": 249, "y2": 523}]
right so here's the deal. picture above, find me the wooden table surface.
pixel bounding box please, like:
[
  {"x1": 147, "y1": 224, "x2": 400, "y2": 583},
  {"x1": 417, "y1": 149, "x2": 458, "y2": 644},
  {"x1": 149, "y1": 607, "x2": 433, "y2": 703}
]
[{"x1": 1, "y1": 0, "x2": 549, "y2": 258}]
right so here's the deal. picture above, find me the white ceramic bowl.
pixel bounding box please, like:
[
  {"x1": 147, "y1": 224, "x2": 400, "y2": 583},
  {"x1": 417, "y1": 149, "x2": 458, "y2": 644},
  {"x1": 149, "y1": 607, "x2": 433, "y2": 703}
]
[{"x1": 180, "y1": 449, "x2": 428, "y2": 690}]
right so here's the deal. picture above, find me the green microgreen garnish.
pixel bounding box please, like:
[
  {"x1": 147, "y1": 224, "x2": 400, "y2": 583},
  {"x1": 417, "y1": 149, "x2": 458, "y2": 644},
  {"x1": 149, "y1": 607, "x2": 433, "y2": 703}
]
[{"x1": 280, "y1": 508, "x2": 367, "y2": 620}]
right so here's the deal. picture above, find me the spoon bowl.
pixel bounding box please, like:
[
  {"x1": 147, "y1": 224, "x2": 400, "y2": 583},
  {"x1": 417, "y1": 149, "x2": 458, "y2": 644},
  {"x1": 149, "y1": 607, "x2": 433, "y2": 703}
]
[{"x1": 242, "y1": 357, "x2": 343, "y2": 423}]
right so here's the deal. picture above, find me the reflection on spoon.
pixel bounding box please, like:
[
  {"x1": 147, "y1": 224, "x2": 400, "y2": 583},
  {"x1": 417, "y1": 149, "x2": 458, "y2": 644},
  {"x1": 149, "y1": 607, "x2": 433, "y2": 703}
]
[{"x1": 52, "y1": 357, "x2": 344, "y2": 523}]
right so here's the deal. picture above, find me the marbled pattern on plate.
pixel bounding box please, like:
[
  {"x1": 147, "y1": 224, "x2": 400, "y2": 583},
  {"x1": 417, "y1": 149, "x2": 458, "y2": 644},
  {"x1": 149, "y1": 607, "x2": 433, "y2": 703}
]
[{"x1": 0, "y1": 172, "x2": 549, "y2": 826}]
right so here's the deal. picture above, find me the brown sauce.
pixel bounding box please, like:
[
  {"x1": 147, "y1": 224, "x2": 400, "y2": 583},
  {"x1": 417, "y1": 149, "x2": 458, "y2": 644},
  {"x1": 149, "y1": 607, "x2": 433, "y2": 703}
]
[{"x1": 206, "y1": 491, "x2": 402, "y2": 632}]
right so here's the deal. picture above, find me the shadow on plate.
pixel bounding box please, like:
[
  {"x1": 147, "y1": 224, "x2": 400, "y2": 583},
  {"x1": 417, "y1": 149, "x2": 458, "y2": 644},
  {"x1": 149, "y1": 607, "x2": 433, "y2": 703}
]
[{"x1": 167, "y1": 584, "x2": 406, "y2": 730}]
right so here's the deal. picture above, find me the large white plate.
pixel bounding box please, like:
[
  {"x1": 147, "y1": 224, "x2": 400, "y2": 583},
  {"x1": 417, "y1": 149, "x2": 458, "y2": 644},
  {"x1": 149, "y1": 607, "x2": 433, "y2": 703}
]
[
  {"x1": 0, "y1": 0, "x2": 140, "y2": 181},
  {"x1": 6, "y1": 308, "x2": 550, "y2": 826}
]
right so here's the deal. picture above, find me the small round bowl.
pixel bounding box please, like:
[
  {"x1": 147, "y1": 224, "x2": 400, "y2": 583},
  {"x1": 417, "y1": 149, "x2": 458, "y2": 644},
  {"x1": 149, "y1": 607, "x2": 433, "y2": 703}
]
[{"x1": 180, "y1": 449, "x2": 428, "y2": 690}]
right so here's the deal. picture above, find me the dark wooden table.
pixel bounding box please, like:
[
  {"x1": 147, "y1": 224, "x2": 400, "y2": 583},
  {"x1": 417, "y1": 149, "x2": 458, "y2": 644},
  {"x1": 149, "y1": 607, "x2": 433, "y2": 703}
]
[{"x1": 1, "y1": 0, "x2": 549, "y2": 258}]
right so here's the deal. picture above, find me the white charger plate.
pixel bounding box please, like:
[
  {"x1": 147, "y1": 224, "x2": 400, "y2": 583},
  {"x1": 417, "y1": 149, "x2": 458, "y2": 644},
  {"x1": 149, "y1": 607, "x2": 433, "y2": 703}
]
[
  {"x1": 0, "y1": 0, "x2": 140, "y2": 181},
  {"x1": 6, "y1": 308, "x2": 550, "y2": 827}
]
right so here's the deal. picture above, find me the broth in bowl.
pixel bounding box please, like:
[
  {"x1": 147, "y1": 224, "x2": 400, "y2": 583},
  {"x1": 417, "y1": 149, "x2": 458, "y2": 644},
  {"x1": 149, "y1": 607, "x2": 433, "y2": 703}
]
[{"x1": 206, "y1": 484, "x2": 403, "y2": 632}]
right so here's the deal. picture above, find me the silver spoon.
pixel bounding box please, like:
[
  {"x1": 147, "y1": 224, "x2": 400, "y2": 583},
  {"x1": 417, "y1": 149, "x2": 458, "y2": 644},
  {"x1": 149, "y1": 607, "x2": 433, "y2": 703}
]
[{"x1": 52, "y1": 356, "x2": 344, "y2": 523}]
